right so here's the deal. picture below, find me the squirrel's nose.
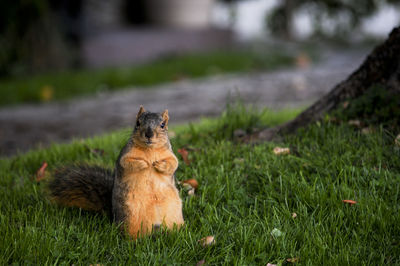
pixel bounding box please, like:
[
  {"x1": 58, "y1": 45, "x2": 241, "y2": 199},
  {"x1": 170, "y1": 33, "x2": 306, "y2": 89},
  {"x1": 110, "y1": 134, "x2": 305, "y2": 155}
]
[{"x1": 145, "y1": 127, "x2": 154, "y2": 139}]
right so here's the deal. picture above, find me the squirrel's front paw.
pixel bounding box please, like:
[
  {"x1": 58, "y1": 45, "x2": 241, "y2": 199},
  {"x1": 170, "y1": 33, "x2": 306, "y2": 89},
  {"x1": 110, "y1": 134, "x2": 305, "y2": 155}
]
[
  {"x1": 153, "y1": 160, "x2": 168, "y2": 173},
  {"x1": 122, "y1": 157, "x2": 149, "y2": 171},
  {"x1": 133, "y1": 160, "x2": 149, "y2": 170}
]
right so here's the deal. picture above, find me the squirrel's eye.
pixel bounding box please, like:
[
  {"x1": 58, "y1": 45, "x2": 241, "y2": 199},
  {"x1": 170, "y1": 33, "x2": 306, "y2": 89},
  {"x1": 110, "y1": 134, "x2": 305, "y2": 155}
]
[
  {"x1": 136, "y1": 120, "x2": 140, "y2": 128},
  {"x1": 160, "y1": 122, "x2": 165, "y2": 129}
]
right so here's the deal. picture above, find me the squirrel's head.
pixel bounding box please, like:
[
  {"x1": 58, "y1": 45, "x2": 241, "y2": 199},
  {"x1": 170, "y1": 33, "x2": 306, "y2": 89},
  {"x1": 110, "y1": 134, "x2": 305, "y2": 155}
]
[{"x1": 132, "y1": 106, "x2": 170, "y2": 148}]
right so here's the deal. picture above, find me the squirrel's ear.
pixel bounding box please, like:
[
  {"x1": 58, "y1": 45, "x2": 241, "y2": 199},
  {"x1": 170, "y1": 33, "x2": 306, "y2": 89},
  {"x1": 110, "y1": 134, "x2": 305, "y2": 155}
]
[
  {"x1": 137, "y1": 105, "x2": 146, "y2": 118},
  {"x1": 161, "y1": 109, "x2": 169, "y2": 124}
]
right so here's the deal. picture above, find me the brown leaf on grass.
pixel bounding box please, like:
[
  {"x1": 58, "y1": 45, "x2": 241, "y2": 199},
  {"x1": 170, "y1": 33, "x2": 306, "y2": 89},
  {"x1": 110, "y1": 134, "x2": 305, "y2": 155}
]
[
  {"x1": 36, "y1": 161, "x2": 48, "y2": 182},
  {"x1": 182, "y1": 178, "x2": 198, "y2": 190},
  {"x1": 187, "y1": 188, "x2": 195, "y2": 196},
  {"x1": 181, "y1": 182, "x2": 193, "y2": 190},
  {"x1": 286, "y1": 257, "x2": 299, "y2": 263},
  {"x1": 348, "y1": 120, "x2": 362, "y2": 128},
  {"x1": 361, "y1": 127, "x2": 374, "y2": 135},
  {"x1": 342, "y1": 199, "x2": 357, "y2": 205},
  {"x1": 273, "y1": 147, "x2": 290, "y2": 155},
  {"x1": 178, "y1": 148, "x2": 190, "y2": 165},
  {"x1": 198, "y1": 236, "x2": 215, "y2": 247},
  {"x1": 196, "y1": 260, "x2": 206, "y2": 266}
]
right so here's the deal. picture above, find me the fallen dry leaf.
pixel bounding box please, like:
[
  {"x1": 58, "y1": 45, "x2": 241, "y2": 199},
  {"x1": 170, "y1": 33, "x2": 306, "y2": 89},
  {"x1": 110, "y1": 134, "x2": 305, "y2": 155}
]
[
  {"x1": 36, "y1": 161, "x2": 48, "y2": 182},
  {"x1": 181, "y1": 180, "x2": 191, "y2": 187},
  {"x1": 177, "y1": 148, "x2": 190, "y2": 165},
  {"x1": 348, "y1": 120, "x2": 362, "y2": 128},
  {"x1": 182, "y1": 182, "x2": 193, "y2": 190},
  {"x1": 182, "y1": 178, "x2": 198, "y2": 190},
  {"x1": 287, "y1": 257, "x2": 299, "y2": 263},
  {"x1": 188, "y1": 188, "x2": 195, "y2": 196},
  {"x1": 361, "y1": 127, "x2": 373, "y2": 135},
  {"x1": 342, "y1": 199, "x2": 357, "y2": 205},
  {"x1": 198, "y1": 236, "x2": 215, "y2": 247},
  {"x1": 273, "y1": 147, "x2": 290, "y2": 155},
  {"x1": 292, "y1": 213, "x2": 297, "y2": 218},
  {"x1": 196, "y1": 260, "x2": 206, "y2": 266}
]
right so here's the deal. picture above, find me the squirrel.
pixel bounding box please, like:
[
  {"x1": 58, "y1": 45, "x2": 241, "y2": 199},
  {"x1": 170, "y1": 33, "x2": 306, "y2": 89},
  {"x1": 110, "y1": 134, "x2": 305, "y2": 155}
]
[{"x1": 48, "y1": 106, "x2": 184, "y2": 239}]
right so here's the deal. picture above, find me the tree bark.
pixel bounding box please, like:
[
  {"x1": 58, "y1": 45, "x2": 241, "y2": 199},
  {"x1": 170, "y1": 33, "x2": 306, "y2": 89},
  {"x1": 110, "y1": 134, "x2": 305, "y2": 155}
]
[{"x1": 246, "y1": 26, "x2": 400, "y2": 142}]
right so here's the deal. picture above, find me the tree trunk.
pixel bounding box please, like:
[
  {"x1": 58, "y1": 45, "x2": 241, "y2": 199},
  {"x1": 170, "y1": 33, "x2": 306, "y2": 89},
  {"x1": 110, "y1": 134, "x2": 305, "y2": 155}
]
[{"x1": 245, "y1": 26, "x2": 400, "y2": 142}]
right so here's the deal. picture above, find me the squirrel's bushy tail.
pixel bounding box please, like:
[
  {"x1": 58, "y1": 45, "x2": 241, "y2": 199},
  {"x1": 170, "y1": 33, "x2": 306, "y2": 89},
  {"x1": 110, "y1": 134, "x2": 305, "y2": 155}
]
[{"x1": 48, "y1": 165, "x2": 114, "y2": 214}]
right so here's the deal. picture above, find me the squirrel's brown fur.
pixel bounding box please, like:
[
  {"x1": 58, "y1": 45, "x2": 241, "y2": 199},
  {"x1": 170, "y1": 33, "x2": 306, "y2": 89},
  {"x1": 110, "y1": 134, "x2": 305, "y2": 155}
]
[{"x1": 48, "y1": 106, "x2": 184, "y2": 239}]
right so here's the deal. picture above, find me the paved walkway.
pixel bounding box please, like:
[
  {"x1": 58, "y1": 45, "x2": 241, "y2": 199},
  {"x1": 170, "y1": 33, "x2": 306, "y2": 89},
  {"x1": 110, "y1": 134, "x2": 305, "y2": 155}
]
[{"x1": 0, "y1": 48, "x2": 368, "y2": 156}]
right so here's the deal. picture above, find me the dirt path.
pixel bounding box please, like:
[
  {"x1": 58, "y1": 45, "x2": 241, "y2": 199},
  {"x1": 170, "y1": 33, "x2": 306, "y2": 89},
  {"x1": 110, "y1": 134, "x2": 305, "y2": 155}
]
[{"x1": 0, "y1": 48, "x2": 368, "y2": 156}]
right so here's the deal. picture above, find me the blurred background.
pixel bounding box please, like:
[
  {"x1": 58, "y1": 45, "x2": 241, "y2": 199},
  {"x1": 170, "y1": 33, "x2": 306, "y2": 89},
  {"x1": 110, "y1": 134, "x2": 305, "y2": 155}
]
[
  {"x1": 1, "y1": 0, "x2": 399, "y2": 75},
  {"x1": 0, "y1": 0, "x2": 399, "y2": 156}
]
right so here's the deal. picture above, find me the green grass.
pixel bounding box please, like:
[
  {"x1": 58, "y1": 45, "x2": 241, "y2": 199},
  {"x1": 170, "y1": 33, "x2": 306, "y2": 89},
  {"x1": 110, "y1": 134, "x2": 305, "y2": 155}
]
[
  {"x1": 1, "y1": 105, "x2": 399, "y2": 265},
  {"x1": 0, "y1": 49, "x2": 293, "y2": 107}
]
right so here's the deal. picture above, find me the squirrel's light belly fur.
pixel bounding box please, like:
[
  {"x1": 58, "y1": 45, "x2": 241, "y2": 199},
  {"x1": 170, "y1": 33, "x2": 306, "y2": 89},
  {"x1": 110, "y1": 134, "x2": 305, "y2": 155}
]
[
  {"x1": 117, "y1": 146, "x2": 184, "y2": 238},
  {"x1": 49, "y1": 106, "x2": 184, "y2": 239}
]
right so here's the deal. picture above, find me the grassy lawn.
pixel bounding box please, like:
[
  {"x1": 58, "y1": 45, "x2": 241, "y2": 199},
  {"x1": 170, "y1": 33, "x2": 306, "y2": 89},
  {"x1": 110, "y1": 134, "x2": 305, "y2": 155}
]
[
  {"x1": 0, "y1": 49, "x2": 293, "y2": 107},
  {"x1": 1, "y1": 105, "x2": 399, "y2": 264}
]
